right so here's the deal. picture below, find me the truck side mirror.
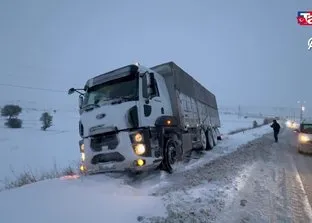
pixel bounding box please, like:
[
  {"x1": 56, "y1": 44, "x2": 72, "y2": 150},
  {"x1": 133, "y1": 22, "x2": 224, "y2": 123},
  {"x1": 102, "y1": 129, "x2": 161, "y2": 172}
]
[
  {"x1": 68, "y1": 88, "x2": 75, "y2": 95},
  {"x1": 79, "y1": 95, "x2": 83, "y2": 109}
]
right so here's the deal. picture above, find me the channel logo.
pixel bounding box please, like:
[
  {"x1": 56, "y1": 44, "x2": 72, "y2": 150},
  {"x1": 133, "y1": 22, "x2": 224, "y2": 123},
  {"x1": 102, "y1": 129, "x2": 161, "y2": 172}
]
[{"x1": 297, "y1": 11, "x2": 312, "y2": 25}]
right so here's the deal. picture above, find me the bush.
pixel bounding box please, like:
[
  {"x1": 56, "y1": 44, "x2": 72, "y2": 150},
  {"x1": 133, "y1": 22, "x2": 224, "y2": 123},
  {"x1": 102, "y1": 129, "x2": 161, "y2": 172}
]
[
  {"x1": 3, "y1": 165, "x2": 77, "y2": 190},
  {"x1": 5, "y1": 118, "x2": 22, "y2": 128},
  {"x1": 1, "y1": 104, "x2": 22, "y2": 119},
  {"x1": 1, "y1": 104, "x2": 23, "y2": 128},
  {"x1": 253, "y1": 120, "x2": 258, "y2": 128},
  {"x1": 40, "y1": 112, "x2": 53, "y2": 131}
]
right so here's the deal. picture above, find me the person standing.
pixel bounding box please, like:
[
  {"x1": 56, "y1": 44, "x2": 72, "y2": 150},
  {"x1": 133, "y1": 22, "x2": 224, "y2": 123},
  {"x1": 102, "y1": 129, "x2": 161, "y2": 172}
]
[{"x1": 270, "y1": 120, "x2": 281, "y2": 142}]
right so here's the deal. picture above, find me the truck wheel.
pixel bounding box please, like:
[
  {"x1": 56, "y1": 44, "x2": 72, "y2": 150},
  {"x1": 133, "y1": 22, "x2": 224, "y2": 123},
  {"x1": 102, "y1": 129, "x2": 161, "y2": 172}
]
[
  {"x1": 200, "y1": 129, "x2": 208, "y2": 150},
  {"x1": 162, "y1": 137, "x2": 180, "y2": 173},
  {"x1": 206, "y1": 130, "x2": 214, "y2": 151},
  {"x1": 212, "y1": 128, "x2": 218, "y2": 146}
]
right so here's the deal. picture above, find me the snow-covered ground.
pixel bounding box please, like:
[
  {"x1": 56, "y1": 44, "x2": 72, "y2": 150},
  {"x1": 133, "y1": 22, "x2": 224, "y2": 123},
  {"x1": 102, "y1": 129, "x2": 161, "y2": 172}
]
[
  {"x1": 0, "y1": 121, "x2": 273, "y2": 223},
  {"x1": 0, "y1": 108, "x2": 80, "y2": 188},
  {"x1": 219, "y1": 113, "x2": 264, "y2": 134},
  {"x1": 0, "y1": 106, "x2": 265, "y2": 188}
]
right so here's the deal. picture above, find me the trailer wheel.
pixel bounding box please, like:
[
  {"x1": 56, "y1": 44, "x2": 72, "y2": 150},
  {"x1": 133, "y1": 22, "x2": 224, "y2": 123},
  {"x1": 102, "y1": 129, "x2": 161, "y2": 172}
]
[
  {"x1": 200, "y1": 129, "x2": 208, "y2": 150},
  {"x1": 206, "y1": 130, "x2": 214, "y2": 151},
  {"x1": 212, "y1": 128, "x2": 218, "y2": 146},
  {"x1": 162, "y1": 137, "x2": 180, "y2": 173}
]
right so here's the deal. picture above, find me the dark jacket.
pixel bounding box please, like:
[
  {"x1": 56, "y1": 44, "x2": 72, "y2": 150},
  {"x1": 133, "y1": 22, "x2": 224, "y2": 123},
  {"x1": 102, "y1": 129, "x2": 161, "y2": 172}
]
[{"x1": 271, "y1": 121, "x2": 280, "y2": 133}]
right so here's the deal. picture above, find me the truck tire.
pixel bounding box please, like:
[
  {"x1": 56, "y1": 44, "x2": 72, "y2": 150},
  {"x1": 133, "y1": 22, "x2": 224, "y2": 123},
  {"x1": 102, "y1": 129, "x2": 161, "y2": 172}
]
[
  {"x1": 162, "y1": 137, "x2": 181, "y2": 173},
  {"x1": 206, "y1": 130, "x2": 214, "y2": 151},
  {"x1": 212, "y1": 128, "x2": 218, "y2": 146},
  {"x1": 200, "y1": 128, "x2": 208, "y2": 150}
]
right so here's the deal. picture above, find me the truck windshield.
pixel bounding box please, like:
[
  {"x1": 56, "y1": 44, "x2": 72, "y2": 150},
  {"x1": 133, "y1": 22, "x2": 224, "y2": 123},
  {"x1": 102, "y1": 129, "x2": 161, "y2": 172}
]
[
  {"x1": 83, "y1": 74, "x2": 138, "y2": 107},
  {"x1": 301, "y1": 124, "x2": 312, "y2": 134}
]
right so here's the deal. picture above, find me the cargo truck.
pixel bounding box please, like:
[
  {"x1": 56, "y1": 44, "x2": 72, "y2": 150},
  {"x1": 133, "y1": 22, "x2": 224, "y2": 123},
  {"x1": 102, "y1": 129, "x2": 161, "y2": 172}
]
[{"x1": 68, "y1": 62, "x2": 221, "y2": 174}]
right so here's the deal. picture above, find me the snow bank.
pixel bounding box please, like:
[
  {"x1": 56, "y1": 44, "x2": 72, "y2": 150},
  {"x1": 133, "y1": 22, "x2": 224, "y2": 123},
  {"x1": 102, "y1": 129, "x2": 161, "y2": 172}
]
[{"x1": 0, "y1": 175, "x2": 166, "y2": 223}]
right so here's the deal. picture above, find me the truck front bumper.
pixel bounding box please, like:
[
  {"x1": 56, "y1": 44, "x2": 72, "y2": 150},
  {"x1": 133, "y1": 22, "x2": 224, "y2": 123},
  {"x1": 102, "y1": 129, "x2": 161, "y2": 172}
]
[{"x1": 80, "y1": 131, "x2": 162, "y2": 173}]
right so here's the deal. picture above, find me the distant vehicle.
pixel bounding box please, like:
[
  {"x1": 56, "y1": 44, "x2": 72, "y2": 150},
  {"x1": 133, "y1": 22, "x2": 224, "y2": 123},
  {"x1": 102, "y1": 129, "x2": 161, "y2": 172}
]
[
  {"x1": 286, "y1": 120, "x2": 299, "y2": 129},
  {"x1": 295, "y1": 121, "x2": 312, "y2": 153},
  {"x1": 68, "y1": 62, "x2": 221, "y2": 174}
]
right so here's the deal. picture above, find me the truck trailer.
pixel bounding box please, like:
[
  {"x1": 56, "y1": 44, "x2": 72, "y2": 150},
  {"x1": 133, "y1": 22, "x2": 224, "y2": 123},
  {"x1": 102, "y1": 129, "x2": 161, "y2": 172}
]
[{"x1": 68, "y1": 61, "x2": 221, "y2": 174}]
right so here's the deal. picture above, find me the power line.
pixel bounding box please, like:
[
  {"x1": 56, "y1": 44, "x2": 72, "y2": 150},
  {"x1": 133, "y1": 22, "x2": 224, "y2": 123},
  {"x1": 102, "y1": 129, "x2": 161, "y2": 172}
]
[{"x1": 0, "y1": 83, "x2": 66, "y2": 93}]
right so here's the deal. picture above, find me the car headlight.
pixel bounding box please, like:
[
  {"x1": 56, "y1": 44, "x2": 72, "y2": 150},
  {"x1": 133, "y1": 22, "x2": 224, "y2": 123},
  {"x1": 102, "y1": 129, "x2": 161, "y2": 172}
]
[
  {"x1": 134, "y1": 144, "x2": 146, "y2": 155},
  {"x1": 299, "y1": 134, "x2": 310, "y2": 143}
]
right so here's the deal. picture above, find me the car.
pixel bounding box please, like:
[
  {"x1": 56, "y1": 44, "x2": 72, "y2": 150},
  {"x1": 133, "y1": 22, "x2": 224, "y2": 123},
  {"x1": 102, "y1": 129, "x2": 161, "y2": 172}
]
[{"x1": 295, "y1": 121, "x2": 312, "y2": 153}]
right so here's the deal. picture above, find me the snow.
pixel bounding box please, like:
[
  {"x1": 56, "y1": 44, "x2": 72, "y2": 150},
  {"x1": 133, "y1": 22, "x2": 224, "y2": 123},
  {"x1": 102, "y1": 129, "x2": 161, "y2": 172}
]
[
  {"x1": 0, "y1": 108, "x2": 80, "y2": 188},
  {"x1": 0, "y1": 175, "x2": 166, "y2": 223},
  {"x1": 0, "y1": 104, "x2": 274, "y2": 222},
  {"x1": 219, "y1": 113, "x2": 265, "y2": 134},
  {"x1": 182, "y1": 124, "x2": 272, "y2": 171}
]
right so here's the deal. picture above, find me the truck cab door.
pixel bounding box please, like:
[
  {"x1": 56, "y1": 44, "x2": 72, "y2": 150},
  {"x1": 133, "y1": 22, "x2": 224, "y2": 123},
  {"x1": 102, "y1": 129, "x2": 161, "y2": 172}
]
[{"x1": 140, "y1": 72, "x2": 164, "y2": 127}]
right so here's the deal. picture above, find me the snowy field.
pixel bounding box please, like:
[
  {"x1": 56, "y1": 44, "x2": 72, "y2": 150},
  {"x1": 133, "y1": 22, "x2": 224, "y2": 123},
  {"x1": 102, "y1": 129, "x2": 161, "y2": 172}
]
[
  {"x1": 0, "y1": 105, "x2": 266, "y2": 189},
  {"x1": 219, "y1": 113, "x2": 265, "y2": 134},
  {"x1": 0, "y1": 108, "x2": 81, "y2": 188}
]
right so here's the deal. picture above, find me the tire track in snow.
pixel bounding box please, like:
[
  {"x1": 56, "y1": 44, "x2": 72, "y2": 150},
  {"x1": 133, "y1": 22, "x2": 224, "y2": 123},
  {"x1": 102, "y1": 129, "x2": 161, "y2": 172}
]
[{"x1": 286, "y1": 155, "x2": 312, "y2": 222}]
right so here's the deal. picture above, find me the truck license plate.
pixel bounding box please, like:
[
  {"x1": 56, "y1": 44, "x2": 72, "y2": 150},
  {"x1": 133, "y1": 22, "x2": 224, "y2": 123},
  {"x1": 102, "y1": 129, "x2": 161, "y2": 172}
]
[{"x1": 99, "y1": 162, "x2": 116, "y2": 170}]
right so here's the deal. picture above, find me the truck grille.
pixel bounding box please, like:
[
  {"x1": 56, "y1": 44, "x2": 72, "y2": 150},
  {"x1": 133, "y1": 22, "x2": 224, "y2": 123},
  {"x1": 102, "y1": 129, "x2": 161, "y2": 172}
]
[
  {"x1": 91, "y1": 152, "x2": 125, "y2": 164},
  {"x1": 90, "y1": 132, "x2": 119, "y2": 152}
]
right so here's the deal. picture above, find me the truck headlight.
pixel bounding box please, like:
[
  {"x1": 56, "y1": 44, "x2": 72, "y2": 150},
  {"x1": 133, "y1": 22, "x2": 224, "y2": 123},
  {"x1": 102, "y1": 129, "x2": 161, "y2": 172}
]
[
  {"x1": 80, "y1": 143, "x2": 85, "y2": 153},
  {"x1": 80, "y1": 143, "x2": 85, "y2": 161},
  {"x1": 81, "y1": 152, "x2": 85, "y2": 161},
  {"x1": 299, "y1": 134, "x2": 309, "y2": 143},
  {"x1": 134, "y1": 133, "x2": 143, "y2": 142},
  {"x1": 134, "y1": 144, "x2": 146, "y2": 155}
]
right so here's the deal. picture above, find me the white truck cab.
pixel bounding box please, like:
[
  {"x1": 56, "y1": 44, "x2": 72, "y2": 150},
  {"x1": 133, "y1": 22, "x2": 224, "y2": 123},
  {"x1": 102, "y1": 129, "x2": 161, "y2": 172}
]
[{"x1": 69, "y1": 62, "x2": 221, "y2": 174}]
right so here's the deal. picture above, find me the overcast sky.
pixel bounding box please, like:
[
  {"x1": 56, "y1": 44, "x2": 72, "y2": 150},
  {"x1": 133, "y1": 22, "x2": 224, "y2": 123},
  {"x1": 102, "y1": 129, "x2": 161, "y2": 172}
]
[{"x1": 0, "y1": 0, "x2": 311, "y2": 114}]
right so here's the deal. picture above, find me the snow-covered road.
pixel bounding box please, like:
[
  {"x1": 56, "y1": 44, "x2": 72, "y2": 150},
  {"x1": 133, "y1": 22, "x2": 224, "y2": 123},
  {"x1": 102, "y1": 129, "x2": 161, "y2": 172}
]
[{"x1": 2, "y1": 125, "x2": 312, "y2": 223}]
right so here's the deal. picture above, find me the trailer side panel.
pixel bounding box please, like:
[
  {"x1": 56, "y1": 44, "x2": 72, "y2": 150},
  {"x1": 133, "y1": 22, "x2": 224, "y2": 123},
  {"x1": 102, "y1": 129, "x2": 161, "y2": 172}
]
[{"x1": 150, "y1": 62, "x2": 220, "y2": 129}]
